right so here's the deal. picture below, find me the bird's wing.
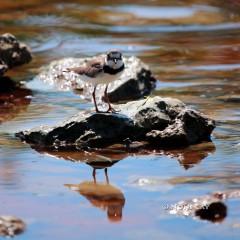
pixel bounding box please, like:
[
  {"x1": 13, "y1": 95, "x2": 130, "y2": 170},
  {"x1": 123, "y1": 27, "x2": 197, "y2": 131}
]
[{"x1": 66, "y1": 59, "x2": 104, "y2": 78}]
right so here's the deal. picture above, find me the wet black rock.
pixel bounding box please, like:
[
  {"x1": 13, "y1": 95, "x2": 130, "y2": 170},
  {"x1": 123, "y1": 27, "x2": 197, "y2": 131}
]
[
  {"x1": 195, "y1": 202, "x2": 227, "y2": 222},
  {"x1": 0, "y1": 76, "x2": 17, "y2": 92},
  {"x1": 0, "y1": 59, "x2": 8, "y2": 76},
  {"x1": 0, "y1": 33, "x2": 32, "y2": 75},
  {"x1": 146, "y1": 109, "x2": 215, "y2": 147},
  {"x1": 17, "y1": 112, "x2": 137, "y2": 149},
  {"x1": 16, "y1": 96, "x2": 215, "y2": 150},
  {"x1": 168, "y1": 190, "x2": 240, "y2": 223},
  {"x1": 0, "y1": 216, "x2": 25, "y2": 237},
  {"x1": 107, "y1": 68, "x2": 156, "y2": 102},
  {"x1": 119, "y1": 96, "x2": 185, "y2": 129},
  {"x1": 37, "y1": 56, "x2": 156, "y2": 102},
  {"x1": 169, "y1": 197, "x2": 227, "y2": 223}
]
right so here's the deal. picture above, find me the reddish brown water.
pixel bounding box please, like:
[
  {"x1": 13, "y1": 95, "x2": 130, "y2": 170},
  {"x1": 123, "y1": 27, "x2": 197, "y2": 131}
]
[{"x1": 0, "y1": 0, "x2": 240, "y2": 239}]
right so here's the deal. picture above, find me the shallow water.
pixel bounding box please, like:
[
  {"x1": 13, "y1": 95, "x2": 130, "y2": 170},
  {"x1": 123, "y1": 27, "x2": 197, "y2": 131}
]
[{"x1": 0, "y1": 0, "x2": 240, "y2": 239}]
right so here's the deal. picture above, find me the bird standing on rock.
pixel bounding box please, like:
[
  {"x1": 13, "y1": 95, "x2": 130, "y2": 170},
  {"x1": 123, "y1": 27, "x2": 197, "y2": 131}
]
[{"x1": 65, "y1": 50, "x2": 125, "y2": 113}]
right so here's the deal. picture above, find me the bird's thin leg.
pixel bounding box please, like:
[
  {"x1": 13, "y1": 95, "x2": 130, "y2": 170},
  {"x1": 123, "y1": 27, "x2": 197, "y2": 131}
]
[
  {"x1": 93, "y1": 168, "x2": 97, "y2": 184},
  {"x1": 104, "y1": 168, "x2": 109, "y2": 184},
  {"x1": 104, "y1": 84, "x2": 111, "y2": 109},
  {"x1": 104, "y1": 84, "x2": 119, "y2": 113},
  {"x1": 92, "y1": 85, "x2": 100, "y2": 112}
]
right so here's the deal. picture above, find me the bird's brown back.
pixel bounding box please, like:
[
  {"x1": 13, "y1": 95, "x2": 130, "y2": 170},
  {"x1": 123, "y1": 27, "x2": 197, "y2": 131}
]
[{"x1": 67, "y1": 58, "x2": 104, "y2": 78}]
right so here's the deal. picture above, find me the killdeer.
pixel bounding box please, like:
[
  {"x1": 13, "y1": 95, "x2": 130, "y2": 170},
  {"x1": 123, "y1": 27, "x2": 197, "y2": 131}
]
[{"x1": 65, "y1": 50, "x2": 125, "y2": 113}]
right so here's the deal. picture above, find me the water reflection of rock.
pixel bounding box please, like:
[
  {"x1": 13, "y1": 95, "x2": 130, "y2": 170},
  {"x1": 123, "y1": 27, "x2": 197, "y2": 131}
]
[
  {"x1": 41, "y1": 147, "x2": 125, "y2": 167},
  {"x1": 65, "y1": 177, "x2": 125, "y2": 222},
  {"x1": 36, "y1": 140, "x2": 215, "y2": 172},
  {"x1": 0, "y1": 77, "x2": 32, "y2": 123},
  {"x1": 162, "y1": 142, "x2": 216, "y2": 169}
]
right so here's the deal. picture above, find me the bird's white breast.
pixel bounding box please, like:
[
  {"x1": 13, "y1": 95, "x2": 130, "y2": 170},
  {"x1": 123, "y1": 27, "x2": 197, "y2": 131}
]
[{"x1": 80, "y1": 70, "x2": 123, "y2": 86}]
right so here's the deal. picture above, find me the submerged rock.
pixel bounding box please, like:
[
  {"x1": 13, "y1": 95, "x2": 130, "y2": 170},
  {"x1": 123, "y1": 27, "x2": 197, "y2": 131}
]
[
  {"x1": 0, "y1": 216, "x2": 25, "y2": 237},
  {"x1": 36, "y1": 56, "x2": 156, "y2": 102},
  {"x1": 216, "y1": 95, "x2": 240, "y2": 103},
  {"x1": 16, "y1": 96, "x2": 215, "y2": 149},
  {"x1": 0, "y1": 33, "x2": 32, "y2": 74},
  {"x1": 195, "y1": 202, "x2": 227, "y2": 222},
  {"x1": 168, "y1": 190, "x2": 240, "y2": 223}
]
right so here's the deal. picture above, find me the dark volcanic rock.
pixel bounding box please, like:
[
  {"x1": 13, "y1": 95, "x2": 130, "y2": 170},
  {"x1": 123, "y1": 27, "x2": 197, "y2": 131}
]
[
  {"x1": 17, "y1": 112, "x2": 138, "y2": 149},
  {"x1": 16, "y1": 96, "x2": 215, "y2": 150},
  {"x1": 0, "y1": 33, "x2": 32, "y2": 93},
  {"x1": 146, "y1": 109, "x2": 215, "y2": 147},
  {"x1": 0, "y1": 59, "x2": 8, "y2": 76},
  {"x1": 195, "y1": 202, "x2": 227, "y2": 222},
  {"x1": 169, "y1": 197, "x2": 227, "y2": 223},
  {"x1": 168, "y1": 190, "x2": 240, "y2": 223},
  {"x1": 37, "y1": 56, "x2": 156, "y2": 102},
  {"x1": 0, "y1": 76, "x2": 17, "y2": 92},
  {"x1": 0, "y1": 216, "x2": 25, "y2": 237},
  {"x1": 0, "y1": 33, "x2": 32, "y2": 74},
  {"x1": 107, "y1": 68, "x2": 156, "y2": 102},
  {"x1": 119, "y1": 96, "x2": 185, "y2": 130}
]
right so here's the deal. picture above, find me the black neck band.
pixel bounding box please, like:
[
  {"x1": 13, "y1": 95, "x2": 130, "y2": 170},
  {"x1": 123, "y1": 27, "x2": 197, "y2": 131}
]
[{"x1": 103, "y1": 64, "x2": 124, "y2": 75}]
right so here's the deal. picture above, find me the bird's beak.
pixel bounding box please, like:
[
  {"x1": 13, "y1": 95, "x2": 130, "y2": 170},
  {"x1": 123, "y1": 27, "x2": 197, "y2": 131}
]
[{"x1": 113, "y1": 59, "x2": 117, "y2": 64}]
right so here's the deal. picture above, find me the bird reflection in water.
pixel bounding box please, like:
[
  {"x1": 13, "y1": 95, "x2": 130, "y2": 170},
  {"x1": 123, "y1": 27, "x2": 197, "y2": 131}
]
[{"x1": 65, "y1": 163, "x2": 125, "y2": 222}]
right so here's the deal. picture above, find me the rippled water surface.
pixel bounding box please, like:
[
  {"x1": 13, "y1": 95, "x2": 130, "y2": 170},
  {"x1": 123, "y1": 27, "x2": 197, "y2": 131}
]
[{"x1": 1, "y1": 0, "x2": 240, "y2": 239}]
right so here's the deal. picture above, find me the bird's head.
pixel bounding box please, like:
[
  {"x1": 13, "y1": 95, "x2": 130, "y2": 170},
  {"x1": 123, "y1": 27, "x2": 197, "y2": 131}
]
[{"x1": 105, "y1": 50, "x2": 123, "y2": 69}]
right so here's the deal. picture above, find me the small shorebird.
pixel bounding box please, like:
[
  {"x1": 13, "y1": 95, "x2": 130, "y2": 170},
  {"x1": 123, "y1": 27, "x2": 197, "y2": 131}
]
[{"x1": 65, "y1": 50, "x2": 125, "y2": 113}]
